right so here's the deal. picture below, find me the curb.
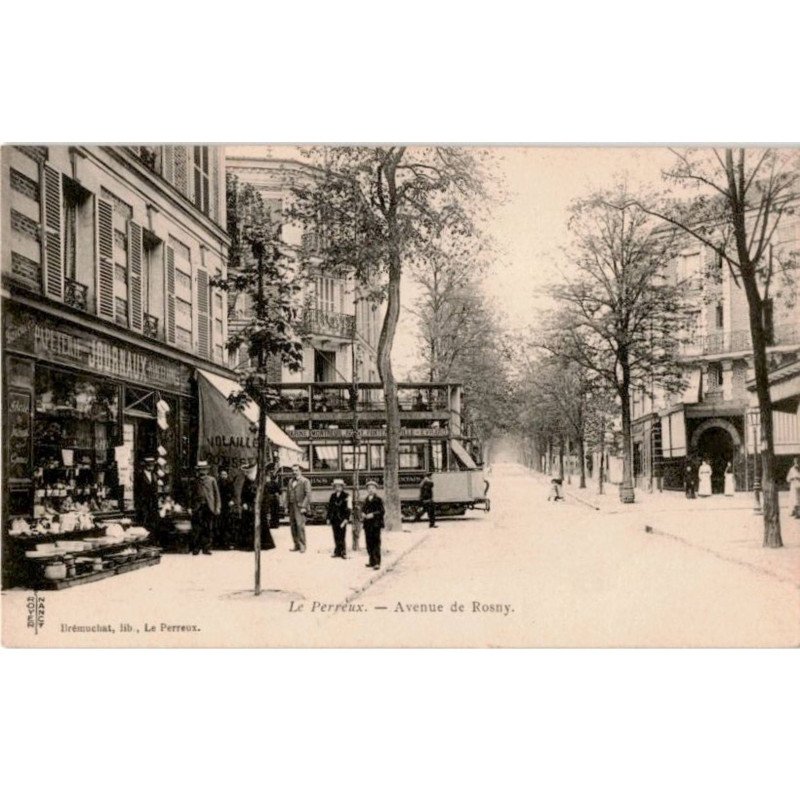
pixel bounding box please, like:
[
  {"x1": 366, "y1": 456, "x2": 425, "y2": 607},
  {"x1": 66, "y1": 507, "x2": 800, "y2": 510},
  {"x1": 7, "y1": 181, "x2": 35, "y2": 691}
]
[
  {"x1": 342, "y1": 532, "x2": 431, "y2": 605},
  {"x1": 642, "y1": 522, "x2": 800, "y2": 590}
]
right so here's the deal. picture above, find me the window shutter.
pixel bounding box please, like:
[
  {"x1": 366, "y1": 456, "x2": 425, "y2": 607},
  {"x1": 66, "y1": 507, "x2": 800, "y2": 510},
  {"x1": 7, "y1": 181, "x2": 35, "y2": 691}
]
[
  {"x1": 197, "y1": 268, "x2": 210, "y2": 358},
  {"x1": 128, "y1": 220, "x2": 144, "y2": 332},
  {"x1": 163, "y1": 146, "x2": 175, "y2": 184},
  {"x1": 164, "y1": 245, "x2": 176, "y2": 344},
  {"x1": 42, "y1": 165, "x2": 64, "y2": 300},
  {"x1": 95, "y1": 197, "x2": 115, "y2": 319},
  {"x1": 210, "y1": 149, "x2": 219, "y2": 222}
]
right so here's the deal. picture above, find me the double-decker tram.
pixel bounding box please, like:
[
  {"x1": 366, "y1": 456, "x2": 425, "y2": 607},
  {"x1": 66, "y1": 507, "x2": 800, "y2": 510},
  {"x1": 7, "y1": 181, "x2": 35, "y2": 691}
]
[{"x1": 269, "y1": 382, "x2": 489, "y2": 522}]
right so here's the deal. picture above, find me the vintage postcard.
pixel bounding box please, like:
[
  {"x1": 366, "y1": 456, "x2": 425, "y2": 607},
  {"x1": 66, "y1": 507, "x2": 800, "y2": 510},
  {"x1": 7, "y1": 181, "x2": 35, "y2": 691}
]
[{"x1": 1, "y1": 144, "x2": 798, "y2": 648}]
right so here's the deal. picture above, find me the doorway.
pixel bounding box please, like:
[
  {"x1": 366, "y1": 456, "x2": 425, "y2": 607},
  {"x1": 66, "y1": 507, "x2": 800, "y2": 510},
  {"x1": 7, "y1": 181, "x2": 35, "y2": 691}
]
[
  {"x1": 313, "y1": 349, "x2": 338, "y2": 382},
  {"x1": 696, "y1": 426, "x2": 734, "y2": 494}
]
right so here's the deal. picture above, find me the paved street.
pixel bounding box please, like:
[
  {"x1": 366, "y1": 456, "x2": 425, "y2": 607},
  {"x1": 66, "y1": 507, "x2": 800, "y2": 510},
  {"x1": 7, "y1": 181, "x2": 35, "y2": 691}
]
[{"x1": 4, "y1": 463, "x2": 799, "y2": 647}]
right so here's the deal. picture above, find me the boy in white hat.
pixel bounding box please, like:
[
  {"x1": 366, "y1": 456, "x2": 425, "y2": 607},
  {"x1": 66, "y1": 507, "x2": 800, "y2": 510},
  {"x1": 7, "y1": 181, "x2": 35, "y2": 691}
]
[{"x1": 326, "y1": 478, "x2": 351, "y2": 558}]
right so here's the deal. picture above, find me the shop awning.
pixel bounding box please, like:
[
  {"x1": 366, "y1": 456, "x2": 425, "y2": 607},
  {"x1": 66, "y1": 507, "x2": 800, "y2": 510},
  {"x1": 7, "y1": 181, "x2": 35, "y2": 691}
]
[
  {"x1": 451, "y1": 438, "x2": 479, "y2": 470},
  {"x1": 197, "y1": 369, "x2": 302, "y2": 466}
]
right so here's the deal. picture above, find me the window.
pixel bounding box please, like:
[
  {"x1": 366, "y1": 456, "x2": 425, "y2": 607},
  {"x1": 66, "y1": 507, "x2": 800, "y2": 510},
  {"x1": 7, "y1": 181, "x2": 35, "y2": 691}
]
[
  {"x1": 176, "y1": 297, "x2": 192, "y2": 330},
  {"x1": 715, "y1": 303, "x2": 724, "y2": 329},
  {"x1": 342, "y1": 445, "x2": 367, "y2": 471},
  {"x1": 176, "y1": 326, "x2": 192, "y2": 350},
  {"x1": 193, "y1": 146, "x2": 210, "y2": 213},
  {"x1": 316, "y1": 276, "x2": 336, "y2": 313},
  {"x1": 707, "y1": 363, "x2": 723, "y2": 391},
  {"x1": 678, "y1": 252, "x2": 701, "y2": 286},
  {"x1": 312, "y1": 444, "x2": 340, "y2": 471},
  {"x1": 176, "y1": 269, "x2": 192, "y2": 295},
  {"x1": 398, "y1": 443, "x2": 426, "y2": 470},
  {"x1": 369, "y1": 444, "x2": 385, "y2": 470}
]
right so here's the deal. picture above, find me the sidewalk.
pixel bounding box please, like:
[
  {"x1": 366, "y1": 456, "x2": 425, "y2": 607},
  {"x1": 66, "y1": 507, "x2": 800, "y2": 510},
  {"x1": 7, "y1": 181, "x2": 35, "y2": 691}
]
[{"x1": 532, "y1": 470, "x2": 800, "y2": 588}]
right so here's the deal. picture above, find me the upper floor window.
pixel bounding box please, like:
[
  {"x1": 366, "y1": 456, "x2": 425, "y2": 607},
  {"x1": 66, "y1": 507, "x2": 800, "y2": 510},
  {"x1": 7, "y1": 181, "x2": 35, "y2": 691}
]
[
  {"x1": 193, "y1": 147, "x2": 210, "y2": 214},
  {"x1": 678, "y1": 252, "x2": 701, "y2": 287},
  {"x1": 715, "y1": 303, "x2": 724, "y2": 329}
]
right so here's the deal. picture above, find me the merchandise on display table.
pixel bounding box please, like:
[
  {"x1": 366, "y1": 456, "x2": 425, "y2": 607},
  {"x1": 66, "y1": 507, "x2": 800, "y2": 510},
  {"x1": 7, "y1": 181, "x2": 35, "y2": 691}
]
[{"x1": 5, "y1": 513, "x2": 161, "y2": 590}]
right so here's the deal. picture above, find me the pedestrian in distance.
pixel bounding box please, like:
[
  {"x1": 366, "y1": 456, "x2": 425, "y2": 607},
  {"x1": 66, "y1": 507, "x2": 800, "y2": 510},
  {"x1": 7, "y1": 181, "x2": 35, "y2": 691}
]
[
  {"x1": 684, "y1": 459, "x2": 696, "y2": 500},
  {"x1": 362, "y1": 479, "x2": 385, "y2": 570},
  {"x1": 698, "y1": 458, "x2": 712, "y2": 497},
  {"x1": 326, "y1": 478, "x2": 351, "y2": 558},
  {"x1": 787, "y1": 457, "x2": 800, "y2": 518},
  {"x1": 414, "y1": 471, "x2": 438, "y2": 527},
  {"x1": 724, "y1": 461, "x2": 735, "y2": 497},
  {"x1": 286, "y1": 463, "x2": 311, "y2": 553},
  {"x1": 547, "y1": 477, "x2": 565, "y2": 502},
  {"x1": 191, "y1": 460, "x2": 221, "y2": 555}
]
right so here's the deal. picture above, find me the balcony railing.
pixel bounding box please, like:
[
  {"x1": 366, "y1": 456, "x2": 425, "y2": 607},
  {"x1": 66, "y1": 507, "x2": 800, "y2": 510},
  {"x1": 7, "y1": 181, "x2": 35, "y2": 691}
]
[
  {"x1": 64, "y1": 277, "x2": 88, "y2": 312},
  {"x1": 143, "y1": 313, "x2": 159, "y2": 340},
  {"x1": 302, "y1": 307, "x2": 356, "y2": 339},
  {"x1": 268, "y1": 383, "x2": 453, "y2": 415},
  {"x1": 682, "y1": 323, "x2": 800, "y2": 356}
]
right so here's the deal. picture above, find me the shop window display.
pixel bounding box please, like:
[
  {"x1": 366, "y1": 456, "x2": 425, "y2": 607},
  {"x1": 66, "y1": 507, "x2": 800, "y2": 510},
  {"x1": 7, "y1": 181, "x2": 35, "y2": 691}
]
[{"x1": 33, "y1": 367, "x2": 121, "y2": 517}]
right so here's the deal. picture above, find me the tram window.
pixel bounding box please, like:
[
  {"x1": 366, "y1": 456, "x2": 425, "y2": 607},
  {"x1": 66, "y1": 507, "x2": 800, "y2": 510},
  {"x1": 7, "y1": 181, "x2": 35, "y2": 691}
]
[
  {"x1": 369, "y1": 444, "x2": 385, "y2": 470},
  {"x1": 312, "y1": 444, "x2": 340, "y2": 471},
  {"x1": 399, "y1": 443, "x2": 426, "y2": 470},
  {"x1": 430, "y1": 441, "x2": 445, "y2": 470},
  {"x1": 342, "y1": 445, "x2": 367, "y2": 470}
]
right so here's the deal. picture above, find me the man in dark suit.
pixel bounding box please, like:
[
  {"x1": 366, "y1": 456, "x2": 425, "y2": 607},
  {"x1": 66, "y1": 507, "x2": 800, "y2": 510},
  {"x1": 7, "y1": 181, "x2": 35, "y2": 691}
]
[
  {"x1": 286, "y1": 463, "x2": 312, "y2": 553},
  {"x1": 135, "y1": 457, "x2": 160, "y2": 539},
  {"x1": 414, "y1": 471, "x2": 437, "y2": 528},
  {"x1": 362, "y1": 479, "x2": 385, "y2": 570},
  {"x1": 326, "y1": 478, "x2": 351, "y2": 559},
  {"x1": 191, "y1": 461, "x2": 221, "y2": 555}
]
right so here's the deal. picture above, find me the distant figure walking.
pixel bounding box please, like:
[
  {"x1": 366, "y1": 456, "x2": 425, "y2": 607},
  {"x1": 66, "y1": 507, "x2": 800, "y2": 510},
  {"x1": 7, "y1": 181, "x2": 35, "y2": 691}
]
[
  {"x1": 698, "y1": 459, "x2": 712, "y2": 497},
  {"x1": 548, "y1": 477, "x2": 565, "y2": 502},
  {"x1": 724, "y1": 461, "x2": 735, "y2": 497},
  {"x1": 787, "y1": 457, "x2": 800, "y2": 518},
  {"x1": 414, "y1": 472, "x2": 438, "y2": 527},
  {"x1": 684, "y1": 459, "x2": 696, "y2": 499},
  {"x1": 362, "y1": 480, "x2": 385, "y2": 570}
]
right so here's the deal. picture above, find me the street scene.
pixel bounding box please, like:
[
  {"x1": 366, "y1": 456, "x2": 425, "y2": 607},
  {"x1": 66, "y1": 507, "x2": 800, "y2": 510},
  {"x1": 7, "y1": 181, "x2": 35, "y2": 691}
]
[{"x1": 1, "y1": 144, "x2": 799, "y2": 647}]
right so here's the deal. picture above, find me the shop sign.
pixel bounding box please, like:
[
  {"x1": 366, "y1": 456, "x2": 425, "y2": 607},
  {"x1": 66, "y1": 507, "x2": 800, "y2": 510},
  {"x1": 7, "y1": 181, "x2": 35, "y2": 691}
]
[
  {"x1": 297, "y1": 427, "x2": 447, "y2": 440},
  {"x1": 4, "y1": 307, "x2": 191, "y2": 394}
]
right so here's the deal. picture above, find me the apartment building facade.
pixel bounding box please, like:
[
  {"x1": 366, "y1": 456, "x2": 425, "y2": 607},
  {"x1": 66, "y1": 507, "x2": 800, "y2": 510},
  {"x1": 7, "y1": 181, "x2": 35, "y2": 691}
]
[
  {"x1": 1, "y1": 145, "x2": 231, "y2": 521},
  {"x1": 631, "y1": 219, "x2": 800, "y2": 493},
  {"x1": 225, "y1": 156, "x2": 382, "y2": 385}
]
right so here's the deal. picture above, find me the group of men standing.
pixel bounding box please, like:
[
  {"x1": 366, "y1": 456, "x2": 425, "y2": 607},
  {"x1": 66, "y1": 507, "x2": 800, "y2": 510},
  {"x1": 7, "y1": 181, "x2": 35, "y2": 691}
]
[{"x1": 183, "y1": 461, "x2": 440, "y2": 569}]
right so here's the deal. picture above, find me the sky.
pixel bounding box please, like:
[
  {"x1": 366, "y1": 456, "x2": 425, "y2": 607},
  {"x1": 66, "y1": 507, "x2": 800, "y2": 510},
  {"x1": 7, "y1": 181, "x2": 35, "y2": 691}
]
[{"x1": 226, "y1": 145, "x2": 677, "y2": 377}]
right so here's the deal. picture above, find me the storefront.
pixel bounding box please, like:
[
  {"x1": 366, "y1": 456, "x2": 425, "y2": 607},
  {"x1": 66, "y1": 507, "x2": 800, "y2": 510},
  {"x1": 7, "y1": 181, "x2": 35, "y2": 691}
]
[{"x1": 2, "y1": 301, "x2": 196, "y2": 587}]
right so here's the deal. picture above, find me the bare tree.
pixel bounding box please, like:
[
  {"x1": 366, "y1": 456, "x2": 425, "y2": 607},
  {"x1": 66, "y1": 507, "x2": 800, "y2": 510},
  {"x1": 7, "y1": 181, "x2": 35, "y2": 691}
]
[
  {"x1": 542, "y1": 186, "x2": 688, "y2": 503},
  {"x1": 623, "y1": 148, "x2": 799, "y2": 547}
]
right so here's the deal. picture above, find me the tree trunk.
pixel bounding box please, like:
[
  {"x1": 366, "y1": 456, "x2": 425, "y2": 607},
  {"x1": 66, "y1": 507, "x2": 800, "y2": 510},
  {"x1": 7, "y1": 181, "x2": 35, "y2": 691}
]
[
  {"x1": 619, "y1": 365, "x2": 635, "y2": 503},
  {"x1": 598, "y1": 421, "x2": 605, "y2": 495},
  {"x1": 744, "y1": 280, "x2": 782, "y2": 547},
  {"x1": 557, "y1": 435, "x2": 564, "y2": 480},
  {"x1": 578, "y1": 435, "x2": 586, "y2": 489},
  {"x1": 253, "y1": 404, "x2": 267, "y2": 595},
  {"x1": 378, "y1": 258, "x2": 403, "y2": 531}
]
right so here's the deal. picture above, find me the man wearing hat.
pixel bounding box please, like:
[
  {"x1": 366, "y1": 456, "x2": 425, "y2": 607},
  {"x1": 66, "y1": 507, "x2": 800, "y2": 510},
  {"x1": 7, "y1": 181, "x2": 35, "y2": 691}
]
[
  {"x1": 191, "y1": 460, "x2": 221, "y2": 555},
  {"x1": 361, "y1": 479, "x2": 385, "y2": 570},
  {"x1": 135, "y1": 457, "x2": 161, "y2": 539},
  {"x1": 286, "y1": 463, "x2": 312, "y2": 553},
  {"x1": 326, "y1": 478, "x2": 351, "y2": 559}
]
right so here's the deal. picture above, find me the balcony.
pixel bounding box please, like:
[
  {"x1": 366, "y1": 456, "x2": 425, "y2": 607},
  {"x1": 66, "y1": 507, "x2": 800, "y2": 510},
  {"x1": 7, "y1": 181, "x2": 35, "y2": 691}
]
[
  {"x1": 681, "y1": 323, "x2": 800, "y2": 357},
  {"x1": 302, "y1": 307, "x2": 356, "y2": 340},
  {"x1": 64, "y1": 277, "x2": 88, "y2": 312},
  {"x1": 143, "y1": 313, "x2": 159, "y2": 340}
]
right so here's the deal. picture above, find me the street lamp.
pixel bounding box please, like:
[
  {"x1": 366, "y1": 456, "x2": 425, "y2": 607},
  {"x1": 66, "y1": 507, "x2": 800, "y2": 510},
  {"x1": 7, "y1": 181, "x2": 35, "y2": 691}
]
[{"x1": 747, "y1": 408, "x2": 762, "y2": 515}]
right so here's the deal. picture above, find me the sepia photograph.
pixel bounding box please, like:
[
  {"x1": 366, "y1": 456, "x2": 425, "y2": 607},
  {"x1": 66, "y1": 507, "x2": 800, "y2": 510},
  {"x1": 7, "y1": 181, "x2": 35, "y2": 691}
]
[{"x1": 1, "y1": 143, "x2": 798, "y2": 648}]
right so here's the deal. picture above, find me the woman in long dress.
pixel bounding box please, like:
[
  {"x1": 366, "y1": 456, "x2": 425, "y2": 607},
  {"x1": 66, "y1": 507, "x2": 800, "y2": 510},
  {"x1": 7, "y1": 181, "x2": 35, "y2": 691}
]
[
  {"x1": 724, "y1": 461, "x2": 735, "y2": 496},
  {"x1": 698, "y1": 459, "x2": 712, "y2": 497}
]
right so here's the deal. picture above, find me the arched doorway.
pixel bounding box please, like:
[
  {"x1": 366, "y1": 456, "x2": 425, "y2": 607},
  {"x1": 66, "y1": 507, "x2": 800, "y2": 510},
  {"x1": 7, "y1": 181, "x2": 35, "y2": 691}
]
[{"x1": 696, "y1": 426, "x2": 734, "y2": 494}]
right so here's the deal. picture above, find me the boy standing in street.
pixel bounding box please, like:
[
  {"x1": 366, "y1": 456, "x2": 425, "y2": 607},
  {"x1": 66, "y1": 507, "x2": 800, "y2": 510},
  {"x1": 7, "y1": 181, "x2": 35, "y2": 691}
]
[
  {"x1": 362, "y1": 479, "x2": 385, "y2": 570},
  {"x1": 326, "y1": 478, "x2": 351, "y2": 558}
]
